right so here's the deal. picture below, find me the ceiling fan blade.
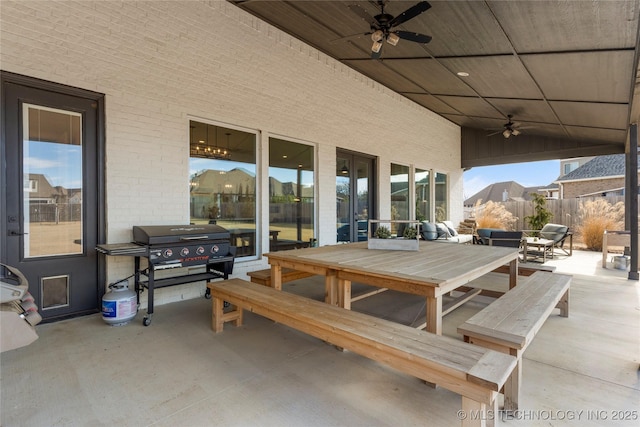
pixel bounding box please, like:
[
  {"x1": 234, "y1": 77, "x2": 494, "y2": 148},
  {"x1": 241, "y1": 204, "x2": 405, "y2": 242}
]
[
  {"x1": 487, "y1": 130, "x2": 502, "y2": 137},
  {"x1": 395, "y1": 30, "x2": 432, "y2": 44},
  {"x1": 348, "y1": 4, "x2": 379, "y2": 28},
  {"x1": 388, "y1": 1, "x2": 431, "y2": 28}
]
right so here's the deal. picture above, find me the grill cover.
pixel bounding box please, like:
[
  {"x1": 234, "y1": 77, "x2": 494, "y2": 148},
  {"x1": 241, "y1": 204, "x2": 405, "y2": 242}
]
[{"x1": 133, "y1": 224, "x2": 230, "y2": 246}]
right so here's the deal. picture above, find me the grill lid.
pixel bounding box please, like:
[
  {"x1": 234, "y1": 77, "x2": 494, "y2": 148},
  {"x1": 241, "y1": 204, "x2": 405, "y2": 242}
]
[{"x1": 133, "y1": 224, "x2": 230, "y2": 245}]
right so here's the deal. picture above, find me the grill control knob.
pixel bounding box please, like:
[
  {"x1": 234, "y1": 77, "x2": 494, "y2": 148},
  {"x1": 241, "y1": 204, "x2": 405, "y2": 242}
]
[
  {"x1": 211, "y1": 245, "x2": 219, "y2": 253},
  {"x1": 163, "y1": 249, "x2": 173, "y2": 258},
  {"x1": 180, "y1": 248, "x2": 190, "y2": 256},
  {"x1": 196, "y1": 246, "x2": 205, "y2": 255}
]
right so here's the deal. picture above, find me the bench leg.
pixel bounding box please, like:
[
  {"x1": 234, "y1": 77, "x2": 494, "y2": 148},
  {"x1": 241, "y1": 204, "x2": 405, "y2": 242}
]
[
  {"x1": 212, "y1": 296, "x2": 225, "y2": 332},
  {"x1": 557, "y1": 289, "x2": 570, "y2": 317},
  {"x1": 461, "y1": 397, "x2": 490, "y2": 427},
  {"x1": 503, "y1": 356, "x2": 521, "y2": 412},
  {"x1": 211, "y1": 296, "x2": 243, "y2": 333}
]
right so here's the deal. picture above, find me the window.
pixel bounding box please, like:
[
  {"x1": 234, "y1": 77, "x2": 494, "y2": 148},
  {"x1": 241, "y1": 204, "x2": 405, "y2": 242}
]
[
  {"x1": 268, "y1": 138, "x2": 315, "y2": 250},
  {"x1": 435, "y1": 172, "x2": 448, "y2": 222},
  {"x1": 563, "y1": 161, "x2": 579, "y2": 175},
  {"x1": 391, "y1": 163, "x2": 409, "y2": 234},
  {"x1": 415, "y1": 168, "x2": 430, "y2": 221},
  {"x1": 189, "y1": 120, "x2": 257, "y2": 257}
]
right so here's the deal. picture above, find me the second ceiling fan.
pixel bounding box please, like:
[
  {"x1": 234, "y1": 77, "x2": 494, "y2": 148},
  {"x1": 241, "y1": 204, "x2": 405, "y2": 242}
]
[{"x1": 346, "y1": 1, "x2": 432, "y2": 58}]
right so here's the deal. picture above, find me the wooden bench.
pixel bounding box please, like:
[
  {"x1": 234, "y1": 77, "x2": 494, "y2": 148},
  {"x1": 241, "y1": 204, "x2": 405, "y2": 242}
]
[
  {"x1": 208, "y1": 279, "x2": 517, "y2": 427},
  {"x1": 457, "y1": 271, "x2": 571, "y2": 412},
  {"x1": 248, "y1": 268, "x2": 314, "y2": 287}
]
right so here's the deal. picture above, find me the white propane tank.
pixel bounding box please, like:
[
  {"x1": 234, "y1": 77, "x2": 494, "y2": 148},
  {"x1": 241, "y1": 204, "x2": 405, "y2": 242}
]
[{"x1": 102, "y1": 279, "x2": 137, "y2": 326}]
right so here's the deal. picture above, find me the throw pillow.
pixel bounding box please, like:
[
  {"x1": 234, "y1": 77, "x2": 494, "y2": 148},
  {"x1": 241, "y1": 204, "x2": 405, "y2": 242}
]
[
  {"x1": 442, "y1": 220, "x2": 459, "y2": 236},
  {"x1": 421, "y1": 222, "x2": 438, "y2": 241},
  {"x1": 435, "y1": 223, "x2": 451, "y2": 239}
]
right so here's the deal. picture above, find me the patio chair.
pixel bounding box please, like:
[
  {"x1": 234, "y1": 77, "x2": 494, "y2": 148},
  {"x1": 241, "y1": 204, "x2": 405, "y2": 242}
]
[
  {"x1": 488, "y1": 231, "x2": 523, "y2": 248},
  {"x1": 475, "y1": 228, "x2": 505, "y2": 245},
  {"x1": 538, "y1": 223, "x2": 571, "y2": 255}
]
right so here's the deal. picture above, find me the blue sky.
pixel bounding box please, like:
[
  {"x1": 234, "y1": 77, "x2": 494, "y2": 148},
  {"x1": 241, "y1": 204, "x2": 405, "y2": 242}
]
[{"x1": 463, "y1": 160, "x2": 561, "y2": 200}]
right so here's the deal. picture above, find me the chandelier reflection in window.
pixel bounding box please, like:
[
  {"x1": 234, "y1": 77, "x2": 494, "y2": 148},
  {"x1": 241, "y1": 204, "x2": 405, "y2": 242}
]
[{"x1": 190, "y1": 124, "x2": 232, "y2": 160}]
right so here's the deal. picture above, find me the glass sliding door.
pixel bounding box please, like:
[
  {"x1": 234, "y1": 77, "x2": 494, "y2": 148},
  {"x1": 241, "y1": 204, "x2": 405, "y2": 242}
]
[
  {"x1": 268, "y1": 138, "x2": 315, "y2": 251},
  {"x1": 336, "y1": 150, "x2": 376, "y2": 243}
]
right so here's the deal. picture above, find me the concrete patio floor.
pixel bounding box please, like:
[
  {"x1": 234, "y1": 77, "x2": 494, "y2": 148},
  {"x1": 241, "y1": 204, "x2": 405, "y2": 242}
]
[{"x1": 1, "y1": 250, "x2": 639, "y2": 426}]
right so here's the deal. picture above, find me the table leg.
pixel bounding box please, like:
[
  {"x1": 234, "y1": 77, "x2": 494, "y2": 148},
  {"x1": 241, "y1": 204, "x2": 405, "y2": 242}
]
[
  {"x1": 325, "y1": 272, "x2": 338, "y2": 306},
  {"x1": 426, "y1": 296, "x2": 442, "y2": 335},
  {"x1": 270, "y1": 264, "x2": 282, "y2": 290},
  {"x1": 338, "y1": 279, "x2": 352, "y2": 310}
]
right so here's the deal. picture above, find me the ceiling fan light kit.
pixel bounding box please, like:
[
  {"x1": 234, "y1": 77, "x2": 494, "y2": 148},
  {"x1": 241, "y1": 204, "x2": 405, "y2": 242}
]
[{"x1": 386, "y1": 32, "x2": 400, "y2": 46}]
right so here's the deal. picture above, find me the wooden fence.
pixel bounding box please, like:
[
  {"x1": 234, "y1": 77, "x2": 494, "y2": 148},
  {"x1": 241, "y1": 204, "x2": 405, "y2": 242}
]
[{"x1": 465, "y1": 196, "x2": 627, "y2": 231}]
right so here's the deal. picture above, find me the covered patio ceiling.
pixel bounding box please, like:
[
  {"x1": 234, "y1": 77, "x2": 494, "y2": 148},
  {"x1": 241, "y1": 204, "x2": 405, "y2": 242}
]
[{"x1": 229, "y1": 0, "x2": 640, "y2": 167}]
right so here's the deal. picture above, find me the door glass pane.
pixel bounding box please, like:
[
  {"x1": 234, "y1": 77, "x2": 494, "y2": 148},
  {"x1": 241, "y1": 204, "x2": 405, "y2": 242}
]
[
  {"x1": 391, "y1": 163, "x2": 409, "y2": 235},
  {"x1": 336, "y1": 157, "x2": 351, "y2": 242},
  {"x1": 269, "y1": 138, "x2": 315, "y2": 251},
  {"x1": 435, "y1": 172, "x2": 448, "y2": 222},
  {"x1": 356, "y1": 160, "x2": 369, "y2": 241},
  {"x1": 415, "y1": 168, "x2": 430, "y2": 221},
  {"x1": 22, "y1": 104, "x2": 83, "y2": 258},
  {"x1": 189, "y1": 121, "x2": 257, "y2": 257}
]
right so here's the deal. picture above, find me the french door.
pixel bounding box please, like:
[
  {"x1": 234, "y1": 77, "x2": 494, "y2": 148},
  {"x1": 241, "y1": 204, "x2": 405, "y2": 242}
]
[
  {"x1": 1, "y1": 72, "x2": 105, "y2": 321},
  {"x1": 336, "y1": 149, "x2": 376, "y2": 243}
]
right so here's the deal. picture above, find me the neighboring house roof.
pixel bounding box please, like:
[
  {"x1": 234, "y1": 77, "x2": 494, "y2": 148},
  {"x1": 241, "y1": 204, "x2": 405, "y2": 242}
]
[
  {"x1": 556, "y1": 154, "x2": 630, "y2": 182},
  {"x1": 465, "y1": 181, "x2": 550, "y2": 206}
]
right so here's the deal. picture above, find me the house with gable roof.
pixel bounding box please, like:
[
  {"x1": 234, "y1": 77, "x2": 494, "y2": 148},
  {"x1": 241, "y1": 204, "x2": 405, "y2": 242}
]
[{"x1": 556, "y1": 154, "x2": 639, "y2": 198}]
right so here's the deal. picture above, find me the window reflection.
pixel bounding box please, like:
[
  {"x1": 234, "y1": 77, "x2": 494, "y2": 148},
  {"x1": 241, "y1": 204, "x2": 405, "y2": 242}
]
[
  {"x1": 415, "y1": 168, "x2": 430, "y2": 222},
  {"x1": 269, "y1": 138, "x2": 315, "y2": 251},
  {"x1": 189, "y1": 121, "x2": 257, "y2": 257},
  {"x1": 23, "y1": 105, "x2": 83, "y2": 257},
  {"x1": 435, "y1": 172, "x2": 448, "y2": 222}
]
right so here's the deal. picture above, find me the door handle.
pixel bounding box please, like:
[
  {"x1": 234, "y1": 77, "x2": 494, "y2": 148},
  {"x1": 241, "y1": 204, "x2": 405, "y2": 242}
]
[{"x1": 8, "y1": 230, "x2": 27, "y2": 236}]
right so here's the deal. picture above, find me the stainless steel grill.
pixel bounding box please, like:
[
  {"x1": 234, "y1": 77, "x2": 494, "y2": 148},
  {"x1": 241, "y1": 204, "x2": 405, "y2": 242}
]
[{"x1": 97, "y1": 224, "x2": 235, "y2": 326}]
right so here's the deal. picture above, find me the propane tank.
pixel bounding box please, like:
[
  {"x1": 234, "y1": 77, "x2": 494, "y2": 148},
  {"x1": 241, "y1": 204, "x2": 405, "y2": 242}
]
[{"x1": 102, "y1": 279, "x2": 137, "y2": 326}]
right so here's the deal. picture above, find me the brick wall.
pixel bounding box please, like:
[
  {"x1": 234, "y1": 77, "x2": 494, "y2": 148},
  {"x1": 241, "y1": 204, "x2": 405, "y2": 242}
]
[
  {"x1": 1, "y1": 0, "x2": 461, "y2": 305},
  {"x1": 561, "y1": 177, "x2": 628, "y2": 198}
]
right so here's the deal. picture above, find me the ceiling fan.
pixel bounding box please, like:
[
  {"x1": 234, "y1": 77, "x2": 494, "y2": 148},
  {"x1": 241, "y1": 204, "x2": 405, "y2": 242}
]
[
  {"x1": 488, "y1": 115, "x2": 526, "y2": 139},
  {"x1": 341, "y1": 1, "x2": 432, "y2": 59}
]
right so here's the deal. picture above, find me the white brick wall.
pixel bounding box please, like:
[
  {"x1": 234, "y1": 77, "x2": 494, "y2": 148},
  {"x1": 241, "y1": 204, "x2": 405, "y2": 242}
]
[{"x1": 1, "y1": 0, "x2": 462, "y2": 306}]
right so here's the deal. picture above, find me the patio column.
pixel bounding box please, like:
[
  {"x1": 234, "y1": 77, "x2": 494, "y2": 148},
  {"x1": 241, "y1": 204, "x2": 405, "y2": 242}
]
[{"x1": 627, "y1": 124, "x2": 638, "y2": 280}]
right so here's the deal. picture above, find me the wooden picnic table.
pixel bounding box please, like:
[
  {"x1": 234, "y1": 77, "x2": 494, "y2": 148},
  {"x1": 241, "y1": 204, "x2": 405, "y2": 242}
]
[{"x1": 265, "y1": 241, "x2": 519, "y2": 335}]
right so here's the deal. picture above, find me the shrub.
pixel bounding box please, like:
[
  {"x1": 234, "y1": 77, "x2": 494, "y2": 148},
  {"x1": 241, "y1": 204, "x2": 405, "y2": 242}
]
[
  {"x1": 576, "y1": 199, "x2": 624, "y2": 251},
  {"x1": 525, "y1": 193, "x2": 553, "y2": 232},
  {"x1": 473, "y1": 200, "x2": 518, "y2": 230},
  {"x1": 402, "y1": 226, "x2": 418, "y2": 239},
  {"x1": 374, "y1": 225, "x2": 391, "y2": 239}
]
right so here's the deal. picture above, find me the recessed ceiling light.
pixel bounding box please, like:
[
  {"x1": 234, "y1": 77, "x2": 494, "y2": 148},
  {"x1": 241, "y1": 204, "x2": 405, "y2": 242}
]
[
  {"x1": 457, "y1": 71, "x2": 469, "y2": 77},
  {"x1": 282, "y1": 155, "x2": 288, "y2": 158}
]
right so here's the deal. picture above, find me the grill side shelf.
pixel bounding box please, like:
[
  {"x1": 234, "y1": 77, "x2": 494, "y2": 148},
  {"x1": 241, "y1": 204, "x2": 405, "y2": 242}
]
[{"x1": 96, "y1": 243, "x2": 148, "y2": 256}]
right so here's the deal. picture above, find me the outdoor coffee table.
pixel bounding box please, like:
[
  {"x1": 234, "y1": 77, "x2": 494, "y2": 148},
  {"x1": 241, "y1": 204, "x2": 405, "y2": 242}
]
[
  {"x1": 522, "y1": 237, "x2": 554, "y2": 263},
  {"x1": 265, "y1": 241, "x2": 519, "y2": 335}
]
